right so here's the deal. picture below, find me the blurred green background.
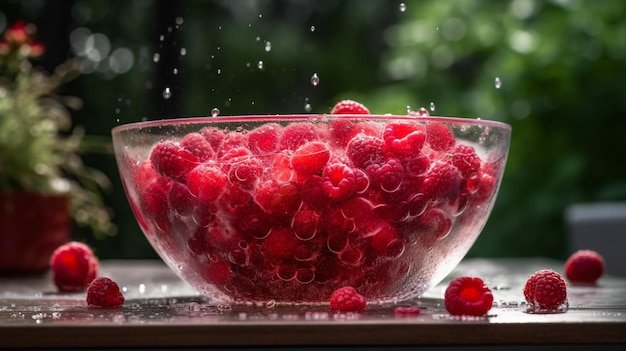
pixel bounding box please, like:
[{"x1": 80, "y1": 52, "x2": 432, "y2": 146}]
[{"x1": 2, "y1": 0, "x2": 625, "y2": 260}]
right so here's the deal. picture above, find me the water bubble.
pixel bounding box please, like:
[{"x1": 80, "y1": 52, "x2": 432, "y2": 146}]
[
  {"x1": 180, "y1": 48, "x2": 187, "y2": 56},
  {"x1": 399, "y1": 3, "x2": 407, "y2": 12},
  {"x1": 429, "y1": 101, "x2": 436, "y2": 112},
  {"x1": 172, "y1": 68, "x2": 178, "y2": 75},
  {"x1": 257, "y1": 61, "x2": 264, "y2": 70},
  {"x1": 310, "y1": 73, "x2": 320, "y2": 86},
  {"x1": 264, "y1": 41, "x2": 272, "y2": 52},
  {"x1": 494, "y1": 76, "x2": 502, "y2": 89},
  {"x1": 211, "y1": 108, "x2": 220, "y2": 117},
  {"x1": 304, "y1": 103, "x2": 312, "y2": 112},
  {"x1": 152, "y1": 53, "x2": 160, "y2": 63},
  {"x1": 162, "y1": 87, "x2": 172, "y2": 99}
]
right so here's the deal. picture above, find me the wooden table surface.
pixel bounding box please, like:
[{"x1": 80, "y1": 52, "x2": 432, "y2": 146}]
[{"x1": 1, "y1": 258, "x2": 625, "y2": 349}]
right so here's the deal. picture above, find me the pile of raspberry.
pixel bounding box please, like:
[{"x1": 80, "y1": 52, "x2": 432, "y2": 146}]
[{"x1": 129, "y1": 100, "x2": 501, "y2": 302}]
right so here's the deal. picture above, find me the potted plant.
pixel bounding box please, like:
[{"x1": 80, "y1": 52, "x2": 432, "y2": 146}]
[{"x1": 0, "y1": 20, "x2": 115, "y2": 274}]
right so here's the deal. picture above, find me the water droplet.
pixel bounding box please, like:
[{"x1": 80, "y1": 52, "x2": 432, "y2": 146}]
[
  {"x1": 429, "y1": 102, "x2": 436, "y2": 112},
  {"x1": 310, "y1": 25, "x2": 316, "y2": 32},
  {"x1": 264, "y1": 41, "x2": 272, "y2": 52},
  {"x1": 180, "y1": 48, "x2": 187, "y2": 56},
  {"x1": 256, "y1": 36, "x2": 261, "y2": 42},
  {"x1": 159, "y1": 35, "x2": 165, "y2": 42},
  {"x1": 217, "y1": 68, "x2": 221, "y2": 75},
  {"x1": 399, "y1": 3, "x2": 407, "y2": 12},
  {"x1": 417, "y1": 107, "x2": 430, "y2": 116},
  {"x1": 259, "y1": 14, "x2": 263, "y2": 18},
  {"x1": 211, "y1": 108, "x2": 220, "y2": 117},
  {"x1": 175, "y1": 17, "x2": 184, "y2": 25},
  {"x1": 172, "y1": 68, "x2": 178, "y2": 75},
  {"x1": 153, "y1": 53, "x2": 160, "y2": 63},
  {"x1": 310, "y1": 73, "x2": 320, "y2": 86},
  {"x1": 406, "y1": 105, "x2": 412, "y2": 114},
  {"x1": 494, "y1": 77, "x2": 502, "y2": 89},
  {"x1": 257, "y1": 61, "x2": 264, "y2": 70},
  {"x1": 114, "y1": 108, "x2": 120, "y2": 114},
  {"x1": 162, "y1": 87, "x2": 171, "y2": 99},
  {"x1": 138, "y1": 283, "x2": 146, "y2": 294},
  {"x1": 304, "y1": 103, "x2": 312, "y2": 112}
]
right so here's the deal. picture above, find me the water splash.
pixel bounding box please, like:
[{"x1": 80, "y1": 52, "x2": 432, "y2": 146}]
[
  {"x1": 494, "y1": 77, "x2": 502, "y2": 89},
  {"x1": 162, "y1": 87, "x2": 172, "y2": 99},
  {"x1": 399, "y1": 3, "x2": 407, "y2": 12},
  {"x1": 211, "y1": 108, "x2": 220, "y2": 117},
  {"x1": 311, "y1": 73, "x2": 320, "y2": 86},
  {"x1": 416, "y1": 107, "x2": 430, "y2": 116}
]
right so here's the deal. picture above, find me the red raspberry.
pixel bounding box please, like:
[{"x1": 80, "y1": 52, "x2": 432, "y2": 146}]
[
  {"x1": 228, "y1": 157, "x2": 263, "y2": 190},
  {"x1": 329, "y1": 286, "x2": 367, "y2": 312},
  {"x1": 86, "y1": 277, "x2": 125, "y2": 308},
  {"x1": 383, "y1": 123, "x2": 426, "y2": 156},
  {"x1": 180, "y1": 132, "x2": 215, "y2": 161},
  {"x1": 449, "y1": 144, "x2": 481, "y2": 177},
  {"x1": 370, "y1": 158, "x2": 405, "y2": 193},
  {"x1": 426, "y1": 122, "x2": 455, "y2": 152},
  {"x1": 291, "y1": 141, "x2": 331, "y2": 175},
  {"x1": 346, "y1": 134, "x2": 386, "y2": 169},
  {"x1": 300, "y1": 175, "x2": 330, "y2": 210},
  {"x1": 564, "y1": 250, "x2": 604, "y2": 285},
  {"x1": 322, "y1": 163, "x2": 356, "y2": 201},
  {"x1": 248, "y1": 123, "x2": 281, "y2": 154},
  {"x1": 279, "y1": 122, "x2": 320, "y2": 150},
  {"x1": 149, "y1": 140, "x2": 199, "y2": 182},
  {"x1": 167, "y1": 182, "x2": 195, "y2": 216},
  {"x1": 50, "y1": 241, "x2": 99, "y2": 292},
  {"x1": 199, "y1": 126, "x2": 225, "y2": 151},
  {"x1": 444, "y1": 276, "x2": 493, "y2": 316},
  {"x1": 523, "y1": 269, "x2": 568, "y2": 310},
  {"x1": 263, "y1": 227, "x2": 300, "y2": 260},
  {"x1": 140, "y1": 179, "x2": 171, "y2": 232},
  {"x1": 330, "y1": 100, "x2": 370, "y2": 114},
  {"x1": 421, "y1": 162, "x2": 462, "y2": 201},
  {"x1": 186, "y1": 164, "x2": 227, "y2": 203}
]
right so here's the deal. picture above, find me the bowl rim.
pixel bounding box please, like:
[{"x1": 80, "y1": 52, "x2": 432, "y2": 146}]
[{"x1": 112, "y1": 114, "x2": 511, "y2": 133}]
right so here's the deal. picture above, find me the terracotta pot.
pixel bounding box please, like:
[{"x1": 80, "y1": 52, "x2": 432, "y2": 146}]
[{"x1": 0, "y1": 192, "x2": 70, "y2": 275}]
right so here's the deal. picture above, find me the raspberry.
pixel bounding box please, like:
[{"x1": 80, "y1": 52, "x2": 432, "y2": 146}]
[
  {"x1": 140, "y1": 179, "x2": 171, "y2": 231},
  {"x1": 279, "y1": 122, "x2": 320, "y2": 150},
  {"x1": 383, "y1": 123, "x2": 426, "y2": 156},
  {"x1": 186, "y1": 164, "x2": 228, "y2": 203},
  {"x1": 50, "y1": 241, "x2": 99, "y2": 292},
  {"x1": 564, "y1": 250, "x2": 604, "y2": 285},
  {"x1": 329, "y1": 286, "x2": 367, "y2": 312},
  {"x1": 149, "y1": 140, "x2": 199, "y2": 182},
  {"x1": 393, "y1": 306, "x2": 422, "y2": 315},
  {"x1": 449, "y1": 144, "x2": 481, "y2": 177},
  {"x1": 371, "y1": 158, "x2": 405, "y2": 193},
  {"x1": 322, "y1": 163, "x2": 356, "y2": 201},
  {"x1": 330, "y1": 100, "x2": 370, "y2": 114},
  {"x1": 263, "y1": 227, "x2": 300, "y2": 260},
  {"x1": 180, "y1": 132, "x2": 215, "y2": 161},
  {"x1": 444, "y1": 276, "x2": 493, "y2": 316},
  {"x1": 346, "y1": 134, "x2": 385, "y2": 169},
  {"x1": 199, "y1": 126, "x2": 225, "y2": 151},
  {"x1": 86, "y1": 277, "x2": 124, "y2": 308},
  {"x1": 167, "y1": 182, "x2": 195, "y2": 216},
  {"x1": 426, "y1": 122, "x2": 455, "y2": 152},
  {"x1": 523, "y1": 269, "x2": 568, "y2": 310},
  {"x1": 248, "y1": 123, "x2": 281, "y2": 154},
  {"x1": 291, "y1": 141, "x2": 331, "y2": 175},
  {"x1": 420, "y1": 162, "x2": 462, "y2": 201}
]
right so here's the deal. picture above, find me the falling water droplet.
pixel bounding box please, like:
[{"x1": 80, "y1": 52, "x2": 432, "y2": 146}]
[
  {"x1": 399, "y1": 3, "x2": 407, "y2": 12},
  {"x1": 311, "y1": 73, "x2": 320, "y2": 86},
  {"x1": 417, "y1": 107, "x2": 430, "y2": 116},
  {"x1": 153, "y1": 53, "x2": 160, "y2": 63},
  {"x1": 256, "y1": 36, "x2": 261, "y2": 42},
  {"x1": 265, "y1": 41, "x2": 272, "y2": 52},
  {"x1": 172, "y1": 68, "x2": 178, "y2": 75},
  {"x1": 406, "y1": 105, "x2": 412, "y2": 114},
  {"x1": 310, "y1": 26, "x2": 316, "y2": 32},
  {"x1": 159, "y1": 35, "x2": 165, "y2": 42},
  {"x1": 257, "y1": 61, "x2": 264, "y2": 70},
  {"x1": 430, "y1": 101, "x2": 436, "y2": 112},
  {"x1": 211, "y1": 108, "x2": 220, "y2": 117},
  {"x1": 162, "y1": 87, "x2": 171, "y2": 99},
  {"x1": 494, "y1": 77, "x2": 502, "y2": 89},
  {"x1": 175, "y1": 17, "x2": 184, "y2": 25},
  {"x1": 180, "y1": 48, "x2": 187, "y2": 56},
  {"x1": 304, "y1": 103, "x2": 312, "y2": 112}
]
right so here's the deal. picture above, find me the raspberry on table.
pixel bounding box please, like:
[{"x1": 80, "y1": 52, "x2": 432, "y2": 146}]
[
  {"x1": 564, "y1": 250, "x2": 605, "y2": 285},
  {"x1": 330, "y1": 100, "x2": 370, "y2": 115},
  {"x1": 50, "y1": 241, "x2": 99, "y2": 292},
  {"x1": 444, "y1": 276, "x2": 493, "y2": 316},
  {"x1": 393, "y1": 306, "x2": 422, "y2": 315},
  {"x1": 329, "y1": 286, "x2": 367, "y2": 312},
  {"x1": 87, "y1": 277, "x2": 125, "y2": 308},
  {"x1": 523, "y1": 269, "x2": 568, "y2": 310}
]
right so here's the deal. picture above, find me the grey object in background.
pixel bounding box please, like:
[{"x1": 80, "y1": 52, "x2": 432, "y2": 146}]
[{"x1": 566, "y1": 202, "x2": 626, "y2": 277}]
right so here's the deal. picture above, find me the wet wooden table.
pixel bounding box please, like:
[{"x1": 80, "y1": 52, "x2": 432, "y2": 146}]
[{"x1": 1, "y1": 258, "x2": 625, "y2": 349}]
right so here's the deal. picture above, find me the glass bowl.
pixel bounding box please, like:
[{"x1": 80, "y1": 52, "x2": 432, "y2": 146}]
[{"x1": 112, "y1": 114, "x2": 511, "y2": 304}]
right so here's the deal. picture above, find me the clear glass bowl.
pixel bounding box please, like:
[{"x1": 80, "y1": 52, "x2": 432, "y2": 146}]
[{"x1": 112, "y1": 115, "x2": 511, "y2": 304}]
